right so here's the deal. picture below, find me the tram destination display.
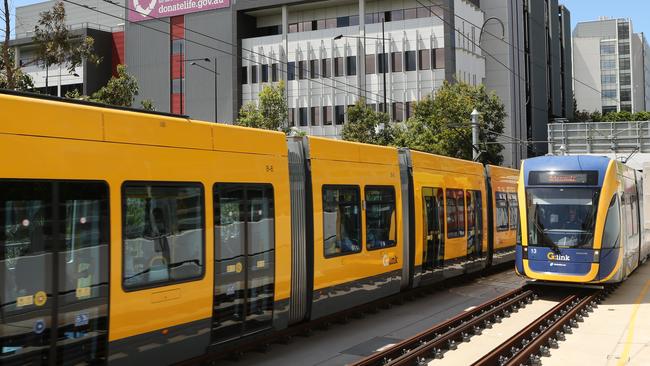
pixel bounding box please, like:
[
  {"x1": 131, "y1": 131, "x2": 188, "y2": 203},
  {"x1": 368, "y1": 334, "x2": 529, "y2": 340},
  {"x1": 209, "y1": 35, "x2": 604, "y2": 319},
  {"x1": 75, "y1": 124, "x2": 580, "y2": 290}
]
[{"x1": 528, "y1": 171, "x2": 598, "y2": 185}]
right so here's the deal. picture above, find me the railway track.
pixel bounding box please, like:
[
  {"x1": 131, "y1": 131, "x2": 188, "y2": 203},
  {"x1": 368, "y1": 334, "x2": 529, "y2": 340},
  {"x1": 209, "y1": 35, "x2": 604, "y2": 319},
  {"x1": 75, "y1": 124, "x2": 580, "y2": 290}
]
[{"x1": 351, "y1": 285, "x2": 616, "y2": 366}]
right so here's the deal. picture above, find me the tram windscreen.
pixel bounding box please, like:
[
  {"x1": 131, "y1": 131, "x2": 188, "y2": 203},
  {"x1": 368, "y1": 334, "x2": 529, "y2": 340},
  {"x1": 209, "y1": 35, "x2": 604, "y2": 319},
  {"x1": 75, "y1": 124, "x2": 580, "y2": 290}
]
[{"x1": 526, "y1": 188, "x2": 600, "y2": 249}]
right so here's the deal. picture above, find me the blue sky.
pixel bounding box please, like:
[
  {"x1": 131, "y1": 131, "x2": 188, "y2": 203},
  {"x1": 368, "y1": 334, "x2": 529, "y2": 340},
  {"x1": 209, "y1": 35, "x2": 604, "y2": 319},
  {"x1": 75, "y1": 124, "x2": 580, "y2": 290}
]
[{"x1": 7, "y1": 0, "x2": 650, "y2": 37}]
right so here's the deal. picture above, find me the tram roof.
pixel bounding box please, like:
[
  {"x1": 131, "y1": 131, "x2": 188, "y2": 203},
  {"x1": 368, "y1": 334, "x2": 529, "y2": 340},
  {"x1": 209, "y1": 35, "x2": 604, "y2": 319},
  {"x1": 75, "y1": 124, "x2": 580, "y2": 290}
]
[{"x1": 522, "y1": 155, "x2": 611, "y2": 186}]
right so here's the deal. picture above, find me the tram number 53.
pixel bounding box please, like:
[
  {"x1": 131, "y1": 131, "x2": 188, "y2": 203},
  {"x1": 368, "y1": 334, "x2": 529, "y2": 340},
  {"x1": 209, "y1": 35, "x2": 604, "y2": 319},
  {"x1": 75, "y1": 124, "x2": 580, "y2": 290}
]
[{"x1": 530, "y1": 248, "x2": 538, "y2": 255}]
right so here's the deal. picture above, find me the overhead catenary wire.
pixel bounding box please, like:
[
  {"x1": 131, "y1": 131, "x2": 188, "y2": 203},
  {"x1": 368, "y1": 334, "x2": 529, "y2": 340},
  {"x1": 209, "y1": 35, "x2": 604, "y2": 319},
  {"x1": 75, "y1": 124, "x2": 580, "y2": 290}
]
[
  {"x1": 61, "y1": 0, "x2": 537, "y2": 149},
  {"x1": 68, "y1": 0, "x2": 397, "y2": 107}
]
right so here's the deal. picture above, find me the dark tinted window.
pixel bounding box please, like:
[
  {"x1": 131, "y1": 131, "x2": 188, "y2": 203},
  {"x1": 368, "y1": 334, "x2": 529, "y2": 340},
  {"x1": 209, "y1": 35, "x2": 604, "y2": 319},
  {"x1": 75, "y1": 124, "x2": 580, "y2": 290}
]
[
  {"x1": 322, "y1": 58, "x2": 332, "y2": 78},
  {"x1": 310, "y1": 59, "x2": 319, "y2": 79},
  {"x1": 323, "y1": 106, "x2": 333, "y2": 125},
  {"x1": 311, "y1": 106, "x2": 320, "y2": 126},
  {"x1": 287, "y1": 62, "x2": 296, "y2": 80},
  {"x1": 271, "y1": 63, "x2": 279, "y2": 82},
  {"x1": 337, "y1": 16, "x2": 350, "y2": 28},
  {"x1": 334, "y1": 57, "x2": 345, "y2": 77},
  {"x1": 299, "y1": 107, "x2": 308, "y2": 126},
  {"x1": 335, "y1": 105, "x2": 345, "y2": 125},
  {"x1": 366, "y1": 187, "x2": 397, "y2": 250},
  {"x1": 405, "y1": 51, "x2": 416, "y2": 71},
  {"x1": 602, "y1": 195, "x2": 620, "y2": 249},
  {"x1": 241, "y1": 66, "x2": 248, "y2": 84},
  {"x1": 378, "y1": 53, "x2": 388, "y2": 73},
  {"x1": 298, "y1": 60, "x2": 307, "y2": 80},
  {"x1": 392, "y1": 102, "x2": 404, "y2": 122},
  {"x1": 508, "y1": 193, "x2": 518, "y2": 230},
  {"x1": 346, "y1": 56, "x2": 357, "y2": 76},
  {"x1": 261, "y1": 64, "x2": 269, "y2": 83},
  {"x1": 419, "y1": 49, "x2": 431, "y2": 70},
  {"x1": 251, "y1": 65, "x2": 258, "y2": 84},
  {"x1": 435, "y1": 49, "x2": 445, "y2": 69},
  {"x1": 323, "y1": 186, "x2": 361, "y2": 257},
  {"x1": 123, "y1": 183, "x2": 204, "y2": 289}
]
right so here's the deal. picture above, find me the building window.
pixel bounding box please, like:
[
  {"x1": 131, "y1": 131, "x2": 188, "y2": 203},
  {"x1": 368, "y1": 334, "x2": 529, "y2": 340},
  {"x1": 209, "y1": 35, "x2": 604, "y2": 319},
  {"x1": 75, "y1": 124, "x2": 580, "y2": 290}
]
[
  {"x1": 619, "y1": 73, "x2": 631, "y2": 85},
  {"x1": 600, "y1": 59, "x2": 616, "y2": 70},
  {"x1": 289, "y1": 23, "x2": 298, "y2": 33},
  {"x1": 617, "y1": 22, "x2": 629, "y2": 39},
  {"x1": 391, "y1": 52, "x2": 403, "y2": 72},
  {"x1": 418, "y1": 49, "x2": 431, "y2": 70},
  {"x1": 620, "y1": 90, "x2": 632, "y2": 102},
  {"x1": 271, "y1": 63, "x2": 279, "y2": 82},
  {"x1": 405, "y1": 101, "x2": 414, "y2": 119},
  {"x1": 600, "y1": 42, "x2": 616, "y2": 55},
  {"x1": 335, "y1": 105, "x2": 345, "y2": 124},
  {"x1": 241, "y1": 67, "x2": 248, "y2": 85},
  {"x1": 405, "y1": 51, "x2": 416, "y2": 71},
  {"x1": 435, "y1": 48, "x2": 445, "y2": 69},
  {"x1": 299, "y1": 107, "x2": 308, "y2": 126},
  {"x1": 366, "y1": 54, "x2": 376, "y2": 74},
  {"x1": 334, "y1": 57, "x2": 345, "y2": 77},
  {"x1": 620, "y1": 105, "x2": 632, "y2": 112},
  {"x1": 390, "y1": 9, "x2": 404, "y2": 21},
  {"x1": 601, "y1": 74, "x2": 617, "y2": 84},
  {"x1": 172, "y1": 39, "x2": 184, "y2": 55},
  {"x1": 310, "y1": 59, "x2": 319, "y2": 79},
  {"x1": 288, "y1": 108, "x2": 295, "y2": 126},
  {"x1": 298, "y1": 60, "x2": 307, "y2": 80},
  {"x1": 323, "y1": 186, "x2": 361, "y2": 257},
  {"x1": 618, "y1": 42, "x2": 630, "y2": 55},
  {"x1": 323, "y1": 106, "x2": 333, "y2": 125},
  {"x1": 366, "y1": 187, "x2": 397, "y2": 250},
  {"x1": 346, "y1": 56, "x2": 357, "y2": 76},
  {"x1": 261, "y1": 64, "x2": 269, "y2": 83},
  {"x1": 378, "y1": 53, "x2": 388, "y2": 73},
  {"x1": 337, "y1": 16, "x2": 350, "y2": 28},
  {"x1": 404, "y1": 8, "x2": 417, "y2": 20},
  {"x1": 392, "y1": 102, "x2": 404, "y2": 122},
  {"x1": 602, "y1": 106, "x2": 618, "y2": 114},
  {"x1": 287, "y1": 61, "x2": 296, "y2": 80},
  {"x1": 619, "y1": 58, "x2": 630, "y2": 70},
  {"x1": 311, "y1": 106, "x2": 320, "y2": 126},
  {"x1": 322, "y1": 58, "x2": 332, "y2": 78},
  {"x1": 123, "y1": 183, "x2": 204, "y2": 289},
  {"x1": 252, "y1": 65, "x2": 260, "y2": 84},
  {"x1": 171, "y1": 78, "x2": 183, "y2": 93},
  {"x1": 602, "y1": 89, "x2": 617, "y2": 100}
]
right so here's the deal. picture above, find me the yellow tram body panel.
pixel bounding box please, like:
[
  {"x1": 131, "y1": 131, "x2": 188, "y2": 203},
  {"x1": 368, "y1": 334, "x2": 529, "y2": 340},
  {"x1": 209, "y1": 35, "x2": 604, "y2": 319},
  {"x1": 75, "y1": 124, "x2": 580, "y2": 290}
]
[
  {"x1": 410, "y1": 152, "x2": 488, "y2": 264},
  {"x1": 307, "y1": 137, "x2": 403, "y2": 292},
  {"x1": 487, "y1": 165, "x2": 519, "y2": 251},
  {"x1": 0, "y1": 94, "x2": 292, "y2": 343}
]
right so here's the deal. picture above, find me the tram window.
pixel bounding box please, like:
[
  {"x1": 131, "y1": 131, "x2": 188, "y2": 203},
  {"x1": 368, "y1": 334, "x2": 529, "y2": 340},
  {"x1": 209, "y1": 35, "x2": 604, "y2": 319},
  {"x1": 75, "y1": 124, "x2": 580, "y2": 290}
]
[
  {"x1": 366, "y1": 187, "x2": 397, "y2": 250},
  {"x1": 602, "y1": 195, "x2": 621, "y2": 249},
  {"x1": 122, "y1": 183, "x2": 204, "y2": 290},
  {"x1": 323, "y1": 186, "x2": 361, "y2": 257},
  {"x1": 495, "y1": 192, "x2": 509, "y2": 231},
  {"x1": 446, "y1": 189, "x2": 465, "y2": 238},
  {"x1": 508, "y1": 193, "x2": 518, "y2": 230}
]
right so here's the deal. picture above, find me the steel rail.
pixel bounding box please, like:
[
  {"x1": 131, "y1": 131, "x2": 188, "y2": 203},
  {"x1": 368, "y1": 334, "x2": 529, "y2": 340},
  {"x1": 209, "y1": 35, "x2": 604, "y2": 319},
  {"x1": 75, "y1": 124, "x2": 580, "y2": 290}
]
[
  {"x1": 472, "y1": 290, "x2": 602, "y2": 366},
  {"x1": 351, "y1": 287, "x2": 535, "y2": 366}
]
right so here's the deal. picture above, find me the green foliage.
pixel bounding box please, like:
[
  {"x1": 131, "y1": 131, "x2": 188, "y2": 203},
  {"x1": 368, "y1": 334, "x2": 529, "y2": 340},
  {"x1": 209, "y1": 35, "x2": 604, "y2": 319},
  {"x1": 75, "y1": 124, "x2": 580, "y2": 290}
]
[
  {"x1": 572, "y1": 109, "x2": 650, "y2": 122},
  {"x1": 140, "y1": 99, "x2": 155, "y2": 111},
  {"x1": 395, "y1": 81, "x2": 505, "y2": 165},
  {"x1": 0, "y1": 47, "x2": 34, "y2": 90},
  {"x1": 90, "y1": 64, "x2": 139, "y2": 107},
  {"x1": 342, "y1": 99, "x2": 395, "y2": 145},
  {"x1": 33, "y1": 1, "x2": 101, "y2": 78},
  {"x1": 236, "y1": 81, "x2": 289, "y2": 132}
]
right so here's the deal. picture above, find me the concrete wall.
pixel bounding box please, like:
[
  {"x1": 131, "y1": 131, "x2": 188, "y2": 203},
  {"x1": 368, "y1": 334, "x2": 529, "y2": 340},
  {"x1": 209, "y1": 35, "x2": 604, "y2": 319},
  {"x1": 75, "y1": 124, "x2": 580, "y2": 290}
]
[
  {"x1": 125, "y1": 18, "x2": 171, "y2": 112},
  {"x1": 632, "y1": 33, "x2": 645, "y2": 112},
  {"x1": 572, "y1": 37, "x2": 602, "y2": 112}
]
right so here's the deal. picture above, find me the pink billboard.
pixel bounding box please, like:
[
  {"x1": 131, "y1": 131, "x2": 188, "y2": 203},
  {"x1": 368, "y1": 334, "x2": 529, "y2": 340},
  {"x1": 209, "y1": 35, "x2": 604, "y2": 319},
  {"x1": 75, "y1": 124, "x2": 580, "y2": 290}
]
[{"x1": 128, "y1": 0, "x2": 230, "y2": 22}]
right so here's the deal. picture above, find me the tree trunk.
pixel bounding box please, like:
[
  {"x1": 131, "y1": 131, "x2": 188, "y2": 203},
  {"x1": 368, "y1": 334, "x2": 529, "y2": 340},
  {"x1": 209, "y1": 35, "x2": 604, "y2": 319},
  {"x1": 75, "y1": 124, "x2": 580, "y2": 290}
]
[{"x1": 2, "y1": 0, "x2": 15, "y2": 89}]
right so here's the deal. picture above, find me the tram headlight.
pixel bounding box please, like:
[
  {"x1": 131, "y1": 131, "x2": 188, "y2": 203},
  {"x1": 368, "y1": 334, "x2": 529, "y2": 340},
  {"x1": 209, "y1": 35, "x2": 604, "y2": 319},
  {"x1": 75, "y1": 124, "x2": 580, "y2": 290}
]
[{"x1": 593, "y1": 250, "x2": 600, "y2": 262}]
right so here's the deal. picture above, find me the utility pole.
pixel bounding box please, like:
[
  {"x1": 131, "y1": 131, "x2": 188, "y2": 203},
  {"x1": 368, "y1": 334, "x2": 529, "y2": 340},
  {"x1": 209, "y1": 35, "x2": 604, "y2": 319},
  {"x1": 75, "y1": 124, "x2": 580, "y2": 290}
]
[{"x1": 471, "y1": 109, "x2": 480, "y2": 161}]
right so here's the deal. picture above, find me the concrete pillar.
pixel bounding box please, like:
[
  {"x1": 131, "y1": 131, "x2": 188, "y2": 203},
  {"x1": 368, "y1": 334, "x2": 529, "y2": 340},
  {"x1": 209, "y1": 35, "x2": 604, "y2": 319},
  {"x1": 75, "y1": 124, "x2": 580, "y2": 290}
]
[{"x1": 358, "y1": 0, "x2": 366, "y2": 100}]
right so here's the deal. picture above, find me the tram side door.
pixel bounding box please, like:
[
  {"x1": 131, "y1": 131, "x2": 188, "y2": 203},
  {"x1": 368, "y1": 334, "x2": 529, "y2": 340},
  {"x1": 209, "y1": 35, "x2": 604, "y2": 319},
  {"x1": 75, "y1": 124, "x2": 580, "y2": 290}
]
[
  {"x1": 422, "y1": 187, "x2": 444, "y2": 271},
  {"x1": 212, "y1": 184, "x2": 275, "y2": 344},
  {"x1": 0, "y1": 181, "x2": 109, "y2": 365}
]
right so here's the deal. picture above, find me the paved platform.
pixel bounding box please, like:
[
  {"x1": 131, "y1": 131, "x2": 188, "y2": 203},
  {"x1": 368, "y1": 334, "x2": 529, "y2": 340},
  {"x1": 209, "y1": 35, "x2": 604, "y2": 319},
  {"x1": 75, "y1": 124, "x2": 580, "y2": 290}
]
[
  {"x1": 544, "y1": 262, "x2": 650, "y2": 366},
  {"x1": 221, "y1": 269, "x2": 525, "y2": 366}
]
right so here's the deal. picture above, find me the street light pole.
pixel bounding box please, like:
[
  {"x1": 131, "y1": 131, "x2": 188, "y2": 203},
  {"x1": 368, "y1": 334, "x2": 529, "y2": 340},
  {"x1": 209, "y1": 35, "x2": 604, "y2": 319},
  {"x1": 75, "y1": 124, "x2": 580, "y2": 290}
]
[
  {"x1": 214, "y1": 57, "x2": 218, "y2": 122},
  {"x1": 382, "y1": 17, "x2": 387, "y2": 114},
  {"x1": 471, "y1": 109, "x2": 480, "y2": 161}
]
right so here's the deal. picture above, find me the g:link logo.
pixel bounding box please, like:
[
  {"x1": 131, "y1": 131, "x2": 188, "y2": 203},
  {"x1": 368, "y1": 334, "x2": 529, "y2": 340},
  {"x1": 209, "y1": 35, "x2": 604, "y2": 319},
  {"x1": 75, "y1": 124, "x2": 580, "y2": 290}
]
[{"x1": 547, "y1": 252, "x2": 571, "y2": 261}]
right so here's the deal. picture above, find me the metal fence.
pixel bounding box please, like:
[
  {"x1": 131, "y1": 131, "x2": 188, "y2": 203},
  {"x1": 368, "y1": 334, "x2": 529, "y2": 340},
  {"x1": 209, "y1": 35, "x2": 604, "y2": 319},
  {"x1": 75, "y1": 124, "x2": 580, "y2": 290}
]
[{"x1": 548, "y1": 121, "x2": 650, "y2": 155}]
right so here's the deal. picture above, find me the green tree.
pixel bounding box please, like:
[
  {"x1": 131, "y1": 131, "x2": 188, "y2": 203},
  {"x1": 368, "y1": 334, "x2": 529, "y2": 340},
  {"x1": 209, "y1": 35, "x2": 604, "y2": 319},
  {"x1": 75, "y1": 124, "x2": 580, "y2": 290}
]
[
  {"x1": 33, "y1": 1, "x2": 100, "y2": 91},
  {"x1": 91, "y1": 64, "x2": 139, "y2": 107},
  {"x1": 395, "y1": 81, "x2": 506, "y2": 164},
  {"x1": 236, "y1": 81, "x2": 289, "y2": 132},
  {"x1": 0, "y1": 47, "x2": 33, "y2": 90},
  {"x1": 341, "y1": 99, "x2": 395, "y2": 145}
]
